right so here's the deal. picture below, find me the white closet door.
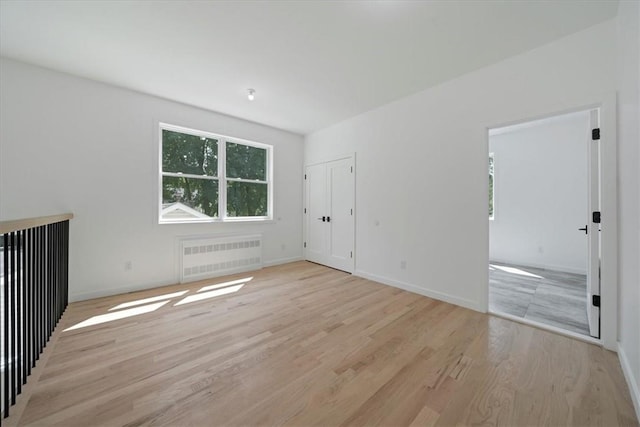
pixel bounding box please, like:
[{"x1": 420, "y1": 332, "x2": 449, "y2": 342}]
[
  {"x1": 326, "y1": 158, "x2": 354, "y2": 272},
  {"x1": 304, "y1": 156, "x2": 355, "y2": 273},
  {"x1": 305, "y1": 162, "x2": 328, "y2": 266}
]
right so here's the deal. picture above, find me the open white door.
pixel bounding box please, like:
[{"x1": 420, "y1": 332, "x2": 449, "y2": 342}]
[
  {"x1": 586, "y1": 109, "x2": 601, "y2": 338},
  {"x1": 326, "y1": 158, "x2": 355, "y2": 271},
  {"x1": 305, "y1": 163, "x2": 328, "y2": 266},
  {"x1": 304, "y1": 156, "x2": 355, "y2": 273}
]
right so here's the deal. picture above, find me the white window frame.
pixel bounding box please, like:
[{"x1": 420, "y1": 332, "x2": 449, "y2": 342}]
[
  {"x1": 489, "y1": 152, "x2": 495, "y2": 220},
  {"x1": 158, "y1": 123, "x2": 273, "y2": 224}
]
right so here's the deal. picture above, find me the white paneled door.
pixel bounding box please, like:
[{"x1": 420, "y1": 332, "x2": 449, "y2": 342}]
[
  {"x1": 586, "y1": 109, "x2": 601, "y2": 338},
  {"x1": 304, "y1": 156, "x2": 355, "y2": 273}
]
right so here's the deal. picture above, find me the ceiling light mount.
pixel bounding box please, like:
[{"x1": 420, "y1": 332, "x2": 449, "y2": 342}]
[{"x1": 247, "y1": 88, "x2": 255, "y2": 101}]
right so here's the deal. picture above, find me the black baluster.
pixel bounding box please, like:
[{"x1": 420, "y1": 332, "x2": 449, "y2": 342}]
[
  {"x1": 3, "y1": 232, "x2": 10, "y2": 417},
  {"x1": 10, "y1": 232, "x2": 16, "y2": 405},
  {"x1": 16, "y1": 230, "x2": 22, "y2": 394},
  {"x1": 22, "y1": 230, "x2": 27, "y2": 383}
]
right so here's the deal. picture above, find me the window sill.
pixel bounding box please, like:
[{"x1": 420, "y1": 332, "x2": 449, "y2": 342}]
[{"x1": 159, "y1": 217, "x2": 276, "y2": 225}]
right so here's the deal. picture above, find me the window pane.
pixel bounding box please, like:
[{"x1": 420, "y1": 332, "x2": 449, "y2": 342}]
[
  {"x1": 162, "y1": 129, "x2": 218, "y2": 176},
  {"x1": 226, "y1": 142, "x2": 266, "y2": 180},
  {"x1": 162, "y1": 176, "x2": 218, "y2": 219},
  {"x1": 227, "y1": 181, "x2": 268, "y2": 217}
]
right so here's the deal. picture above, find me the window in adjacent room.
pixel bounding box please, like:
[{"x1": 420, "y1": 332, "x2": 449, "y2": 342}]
[{"x1": 160, "y1": 124, "x2": 272, "y2": 223}]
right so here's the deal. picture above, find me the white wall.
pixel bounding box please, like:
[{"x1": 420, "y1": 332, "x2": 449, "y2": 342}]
[
  {"x1": 0, "y1": 58, "x2": 304, "y2": 301},
  {"x1": 489, "y1": 111, "x2": 590, "y2": 274},
  {"x1": 616, "y1": 0, "x2": 640, "y2": 418},
  {"x1": 305, "y1": 20, "x2": 616, "y2": 313}
]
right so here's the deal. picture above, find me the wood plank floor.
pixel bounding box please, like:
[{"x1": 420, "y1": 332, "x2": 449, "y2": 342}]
[
  {"x1": 489, "y1": 262, "x2": 590, "y2": 335},
  {"x1": 5, "y1": 261, "x2": 638, "y2": 426}
]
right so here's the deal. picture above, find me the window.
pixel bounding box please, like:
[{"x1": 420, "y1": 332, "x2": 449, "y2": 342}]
[
  {"x1": 489, "y1": 153, "x2": 495, "y2": 220},
  {"x1": 160, "y1": 124, "x2": 272, "y2": 223}
]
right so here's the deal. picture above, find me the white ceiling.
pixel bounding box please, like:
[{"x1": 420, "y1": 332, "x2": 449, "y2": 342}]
[{"x1": 0, "y1": 1, "x2": 618, "y2": 135}]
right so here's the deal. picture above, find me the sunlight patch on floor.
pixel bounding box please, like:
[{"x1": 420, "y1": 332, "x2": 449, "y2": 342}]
[
  {"x1": 490, "y1": 264, "x2": 543, "y2": 279},
  {"x1": 174, "y1": 284, "x2": 244, "y2": 306},
  {"x1": 109, "y1": 290, "x2": 189, "y2": 311},
  {"x1": 65, "y1": 276, "x2": 253, "y2": 331},
  {"x1": 198, "y1": 277, "x2": 253, "y2": 293},
  {"x1": 65, "y1": 301, "x2": 169, "y2": 331}
]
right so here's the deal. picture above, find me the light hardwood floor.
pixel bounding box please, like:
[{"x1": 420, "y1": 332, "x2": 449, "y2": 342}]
[{"x1": 5, "y1": 261, "x2": 638, "y2": 426}]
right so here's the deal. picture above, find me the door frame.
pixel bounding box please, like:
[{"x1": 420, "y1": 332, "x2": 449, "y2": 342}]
[
  {"x1": 303, "y1": 153, "x2": 356, "y2": 273},
  {"x1": 483, "y1": 93, "x2": 617, "y2": 351}
]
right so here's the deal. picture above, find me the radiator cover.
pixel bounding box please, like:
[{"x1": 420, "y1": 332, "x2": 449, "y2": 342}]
[{"x1": 180, "y1": 234, "x2": 262, "y2": 283}]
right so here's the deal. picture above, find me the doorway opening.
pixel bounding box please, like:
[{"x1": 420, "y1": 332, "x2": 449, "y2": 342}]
[{"x1": 488, "y1": 109, "x2": 600, "y2": 339}]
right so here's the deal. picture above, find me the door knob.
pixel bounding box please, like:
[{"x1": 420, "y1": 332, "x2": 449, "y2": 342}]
[
  {"x1": 579, "y1": 225, "x2": 588, "y2": 234},
  {"x1": 317, "y1": 216, "x2": 326, "y2": 222}
]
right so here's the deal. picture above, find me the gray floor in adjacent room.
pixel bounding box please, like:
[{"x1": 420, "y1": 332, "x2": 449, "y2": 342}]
[{"x1": 489, "y1": 262, "x2": 590, "y2": 336}]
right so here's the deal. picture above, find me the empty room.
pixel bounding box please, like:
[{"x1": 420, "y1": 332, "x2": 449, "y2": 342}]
[{"x1": 0, "y1": 1, "x2": 638, "y2": 426}]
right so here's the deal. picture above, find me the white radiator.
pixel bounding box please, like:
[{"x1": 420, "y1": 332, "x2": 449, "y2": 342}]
[{"x1": 180, "y1": 234, "x2": 262, "y2": 283}]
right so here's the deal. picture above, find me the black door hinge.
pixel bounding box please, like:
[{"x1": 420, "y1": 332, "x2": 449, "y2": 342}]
[
  {"x1": 304, "y1": 174, "x2": 307, "y2": 180},
  {"x1": 303, "y1": 242, "x2": 306, "y2": 248},
  {"x1": 592, "y1": 211, "x2": 601, "y2": 224},
  {"x1": 592, "y1": 295, "x2": 600, "y2": 307},
  {"x1": 350, "y1": 166, "x2": 353, "y2": 173},
  {"x1": 304, "y1": 208, "x2": 307, "y2": 214},
  {"x1": 592, "y1": 128, "x2": 600, "y2": 140},
  {"x1": 350, "y1": 251, "x2": 353, "y2": 258}
]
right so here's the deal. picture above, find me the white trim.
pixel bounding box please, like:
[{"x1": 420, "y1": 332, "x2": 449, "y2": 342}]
[
  {"x1": 158, "y1": 122, "x2": 274, "y2": 223},
  {"x1": 305, "y1": 152, "x2": 356, "y2": 167},
  {"x1": 484, "y1": 93, "x2": 618, "y2": 351},
  {"x1": 303, "y1": 153, "x2": 356, "y2": 273},
  {"x1": 489, "y1": 310, "x2": 602, "y2": 345},
  {"x1": 598, "y1": 93, "x2": 617, "y2": 351},
  {"x1": 489, "y1": 152, "x2": 495, "y2": 221},
  {"x1": 70, "y1": 259, "x2": 302, "y2": 302},
  {"x1": 618, "y1": 342, "x2": 640, "y2": 422},
  {"x1": 70, "y1": 278, "x2": 178, "y2": 302},
  {"x1": 162, "y1": 172, "x2": 219, "y2": 180},
  {"x1": 263, "y1": 256, "x2": 304, "y2": 267},
  {"x1": 226, "y1": 177, "x2": 268, "y2": 184},
  {"x1": 354, "y1": 269, "x2": 482, "y2": 312}
]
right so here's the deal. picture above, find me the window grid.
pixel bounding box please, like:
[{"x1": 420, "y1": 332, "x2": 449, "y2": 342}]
[{"x1": 159, "y1": 123, "x2": 273, "y2": 223}]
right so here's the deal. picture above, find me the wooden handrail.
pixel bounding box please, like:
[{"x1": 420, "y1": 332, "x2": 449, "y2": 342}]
[{"x1": 0, "y1": 213, "x2": 74, "y2": 234}]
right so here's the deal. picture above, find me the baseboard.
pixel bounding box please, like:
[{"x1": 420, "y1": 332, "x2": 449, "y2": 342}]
[
  {"x1": 70, "y1": 278, "x2": 178, "y2": 302},
  {"x1": 263, "y1": 256, "x2": 303, "y2": 267},
  {"x1": 353, "y1": 270, "x2": 482, "y2": 312},
  {"x1": 489, "y1": 258, "x2": 587, "y2": 275},
  {"x1": 618, "y1": 342, "x2": 640, "y2": 422},
  {"x1": 69, "y1": 258, "x2": 303, "y2": 302}
]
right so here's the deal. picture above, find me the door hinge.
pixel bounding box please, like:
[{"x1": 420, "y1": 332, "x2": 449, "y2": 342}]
[
  {"x1": 350, "y1": 166, "x2": 353, "y2": 173},
  {"x1": 303, "y1": 242, "x2": 306, "y2": 248},
  {"x1": 350, "y1": 208, "x2": 353, "y2": 215},
  {"x1": 350, "y1": 251, "x2": 353, "y2": 258},
  {"x1": 304, "y1": 208, "x2": 307, "y2": 214},
  {"x1": 592, "y1": 295, "x2": 600, "y2": 307},
  {"x1": 592, "y1": 211, "x2": 601, "y2": 224},
  {"x1": 592, "y1": 128, "x2": 600, "y2": 140},
  {"x1": 304, "y1": 174, "x2": 307, "y2": 180}
]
